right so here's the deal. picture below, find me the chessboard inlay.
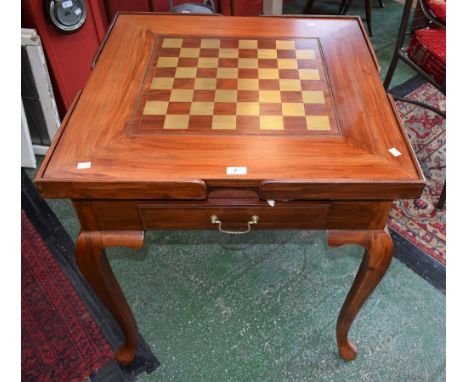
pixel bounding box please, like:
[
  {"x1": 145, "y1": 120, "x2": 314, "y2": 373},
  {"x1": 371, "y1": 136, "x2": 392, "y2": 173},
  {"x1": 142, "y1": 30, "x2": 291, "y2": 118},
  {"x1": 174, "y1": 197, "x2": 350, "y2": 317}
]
[{"x1": 129, "y1": 35, "x2": 339, "y2": 135}]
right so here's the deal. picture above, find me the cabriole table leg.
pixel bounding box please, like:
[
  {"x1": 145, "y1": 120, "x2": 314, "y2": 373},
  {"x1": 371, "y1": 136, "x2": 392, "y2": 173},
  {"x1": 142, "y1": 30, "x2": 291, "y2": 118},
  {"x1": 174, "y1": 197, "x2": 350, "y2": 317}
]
[
  {"x1": 75, "y1": 230, "x2": 144, "y2": 365},
  {"x1": 327, "y1": 228, "x2": 393, "y2": 360}
]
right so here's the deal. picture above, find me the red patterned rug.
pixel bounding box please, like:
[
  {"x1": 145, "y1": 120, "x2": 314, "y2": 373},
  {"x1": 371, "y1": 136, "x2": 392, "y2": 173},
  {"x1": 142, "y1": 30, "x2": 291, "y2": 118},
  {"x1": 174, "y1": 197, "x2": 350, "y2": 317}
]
[
  {"x1": 389, "y1": 83, "x2": 446, "y2": 266},
  {"x1": 21, "y1": 209, "x2": 114, "y2": 381}
]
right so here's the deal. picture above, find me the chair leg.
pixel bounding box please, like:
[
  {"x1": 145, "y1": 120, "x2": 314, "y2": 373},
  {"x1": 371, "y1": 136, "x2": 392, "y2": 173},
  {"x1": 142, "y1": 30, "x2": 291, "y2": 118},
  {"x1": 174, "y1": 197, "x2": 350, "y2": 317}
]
[
  {"x1": 303, "y1": 0, "x2": 317, "y2": 14},
  {"x1": 379, "y1": 0, "x2": 385, "y2": 8},
  {"x1": 365, "y1": 0, "x2": 373, "y2": 36},
  {"x1": 436, "y1": 181, "x2": 446, "y2": 209},
  {"x1": 341, "y1": 0, "x2": 353, "y2": 14},
  {"x1": 383, "y1": 0, "x2": 414, "y2": 89},
  {"x1": 338, "y1": 0, "x2": 349, "y2": 14},
  {"x1": 104, "y1": 0, "x2": 112, "y2": 23},
  {"x1": 383, "y1": 54, "x2": 400, "y2": 89}
]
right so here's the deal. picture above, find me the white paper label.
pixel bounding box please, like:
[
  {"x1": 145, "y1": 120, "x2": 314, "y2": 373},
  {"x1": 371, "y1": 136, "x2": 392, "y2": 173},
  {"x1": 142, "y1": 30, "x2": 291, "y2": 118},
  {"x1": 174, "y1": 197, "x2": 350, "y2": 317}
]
[
  {"x1": 226, "y1": 166, "x2": 247, "y2": 175},
  {"x1": 77, "y1": 161, "x2": 91, "y2": 169},
  {"x1": 74, "y1": 8, "x2": 82, "y2": 15},
  {"x1": 388, "y1": 147, "x2": 402, "y2": 157},
  {"x1": 62, "y1": 0, "x2": 73, "y2": 9}
]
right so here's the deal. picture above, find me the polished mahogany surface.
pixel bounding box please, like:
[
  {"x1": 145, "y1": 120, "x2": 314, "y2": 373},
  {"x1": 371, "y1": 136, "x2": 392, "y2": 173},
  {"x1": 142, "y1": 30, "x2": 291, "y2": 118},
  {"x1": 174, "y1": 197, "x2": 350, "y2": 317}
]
[
  {"x1": 34, "y1": 14, "x2": 426, "y2": 365},
  {"x1": 36, "y1": 14, "x2": 424, "y2": 200}
]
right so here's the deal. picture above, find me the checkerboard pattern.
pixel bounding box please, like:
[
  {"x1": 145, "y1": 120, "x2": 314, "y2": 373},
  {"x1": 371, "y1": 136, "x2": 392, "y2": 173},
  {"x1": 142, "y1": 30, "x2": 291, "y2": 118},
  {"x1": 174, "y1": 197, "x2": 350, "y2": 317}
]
[{"x1": 131, "y1": 36, "x2": 338, "y2": 134}]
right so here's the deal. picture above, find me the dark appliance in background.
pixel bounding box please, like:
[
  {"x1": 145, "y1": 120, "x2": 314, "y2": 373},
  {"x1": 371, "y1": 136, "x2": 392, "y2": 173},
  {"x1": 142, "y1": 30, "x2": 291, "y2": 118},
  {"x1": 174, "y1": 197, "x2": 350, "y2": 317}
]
[
  {"x1": 21, "y1": 0, "x2": 106, "y2": 117},
  {"x1": 97, "y1": 0, "x2": 264, "y2": 27}
]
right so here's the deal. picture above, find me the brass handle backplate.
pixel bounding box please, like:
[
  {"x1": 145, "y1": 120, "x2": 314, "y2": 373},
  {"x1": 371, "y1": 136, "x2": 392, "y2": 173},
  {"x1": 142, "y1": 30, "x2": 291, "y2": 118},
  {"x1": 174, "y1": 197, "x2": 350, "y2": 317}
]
[{"x1": 210, "y1": 215, "x2": 259, "y2": 234}]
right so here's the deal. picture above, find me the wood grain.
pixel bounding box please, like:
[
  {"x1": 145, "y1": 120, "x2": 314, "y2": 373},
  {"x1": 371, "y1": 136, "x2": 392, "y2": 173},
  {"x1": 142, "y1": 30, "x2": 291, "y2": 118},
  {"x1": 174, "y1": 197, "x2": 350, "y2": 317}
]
[
  {"x1": 70, "y1": 192, "x2": 392, "y2": 232},
  {"x1": 75, "y1": 230, "x2": 144, "y2": 365},
  {"x1": 34, "y1": 15, "x2": 425, "y2": 364},
  {"x1": 35, "y1": 14, "x2": 424, "y2": 200},
  {"x1": 326, "y1": 228, "x2": 393, "y2": 360}
]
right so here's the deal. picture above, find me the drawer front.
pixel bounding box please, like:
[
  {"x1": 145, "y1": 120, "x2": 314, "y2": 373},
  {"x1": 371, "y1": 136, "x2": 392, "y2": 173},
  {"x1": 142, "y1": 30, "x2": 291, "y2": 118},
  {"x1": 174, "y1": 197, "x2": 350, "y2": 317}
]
[{"x1": 138, "y1": 203, "x2": 329, "y2": 230}]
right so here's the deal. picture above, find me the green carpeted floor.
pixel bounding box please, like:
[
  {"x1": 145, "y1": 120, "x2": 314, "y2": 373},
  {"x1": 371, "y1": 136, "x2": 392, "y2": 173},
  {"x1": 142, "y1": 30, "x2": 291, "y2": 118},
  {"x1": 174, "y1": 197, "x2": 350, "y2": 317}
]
[{"x1": 25, "y1": 2, "x2": 445, "y2": 380}]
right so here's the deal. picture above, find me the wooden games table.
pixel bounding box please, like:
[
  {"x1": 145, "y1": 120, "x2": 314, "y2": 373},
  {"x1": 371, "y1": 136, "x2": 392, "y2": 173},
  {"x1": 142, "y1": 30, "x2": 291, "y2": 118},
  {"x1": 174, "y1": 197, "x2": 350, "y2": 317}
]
[{"x1": 35, "y1": 14, "x2": 425, "y2": 365}]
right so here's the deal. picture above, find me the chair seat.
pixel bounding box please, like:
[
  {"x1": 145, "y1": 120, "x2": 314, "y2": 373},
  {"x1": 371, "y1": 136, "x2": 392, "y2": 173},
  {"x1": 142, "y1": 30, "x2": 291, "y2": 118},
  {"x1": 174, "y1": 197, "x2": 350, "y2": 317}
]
[
  {"x1": 408, "y1": 28, "x2": 446, "y2": 87},
  {"x1": 424, "y1": 0, "x2": 446, "y2": 23},
  {"x1": 170, "y1": 3, "x2": 214, "y2": 14}
]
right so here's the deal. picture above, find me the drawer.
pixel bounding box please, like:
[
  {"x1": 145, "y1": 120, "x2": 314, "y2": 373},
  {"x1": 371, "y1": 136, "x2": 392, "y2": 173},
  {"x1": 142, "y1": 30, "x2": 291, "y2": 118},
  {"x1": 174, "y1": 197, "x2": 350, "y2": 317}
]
[{"x1": 137, "y1": 202, "x2": 329, "y2": 230}]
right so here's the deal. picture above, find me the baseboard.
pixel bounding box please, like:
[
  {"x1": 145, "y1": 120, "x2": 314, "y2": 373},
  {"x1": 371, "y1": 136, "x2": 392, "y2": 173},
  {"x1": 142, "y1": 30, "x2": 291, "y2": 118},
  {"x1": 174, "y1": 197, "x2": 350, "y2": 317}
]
[{"x1": 391, "y1": 230, "x2": 445, "y2": 292}]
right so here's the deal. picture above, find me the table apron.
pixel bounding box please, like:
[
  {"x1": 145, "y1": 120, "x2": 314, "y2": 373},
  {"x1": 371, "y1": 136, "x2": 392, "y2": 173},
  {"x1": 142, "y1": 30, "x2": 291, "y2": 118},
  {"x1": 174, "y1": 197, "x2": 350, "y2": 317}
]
[{"x1": 73, "y1": 199, "x2": 392, "y2": 232}]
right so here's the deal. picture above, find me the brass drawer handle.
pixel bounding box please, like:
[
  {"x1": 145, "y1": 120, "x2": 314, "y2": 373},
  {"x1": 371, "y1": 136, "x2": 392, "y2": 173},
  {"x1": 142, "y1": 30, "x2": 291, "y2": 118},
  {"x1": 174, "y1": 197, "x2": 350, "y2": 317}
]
[{"x1": 210, "y1": 215, "x2": 259, "y2": 234}]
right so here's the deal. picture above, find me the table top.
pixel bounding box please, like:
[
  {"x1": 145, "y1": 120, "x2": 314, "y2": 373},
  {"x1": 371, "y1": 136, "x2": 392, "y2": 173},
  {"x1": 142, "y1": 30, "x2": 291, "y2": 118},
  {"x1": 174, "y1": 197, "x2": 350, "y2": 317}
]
[{"x1": 36, "y1": 14, "x2": 425, "y2": 200}]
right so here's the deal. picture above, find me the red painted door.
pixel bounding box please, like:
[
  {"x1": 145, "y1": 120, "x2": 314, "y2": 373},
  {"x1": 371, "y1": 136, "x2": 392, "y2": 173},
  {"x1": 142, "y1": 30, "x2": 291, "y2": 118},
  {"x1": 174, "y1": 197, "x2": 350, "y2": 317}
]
[{"x1": 22, "y1": 0, "x2": 107, "y2": 116}]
